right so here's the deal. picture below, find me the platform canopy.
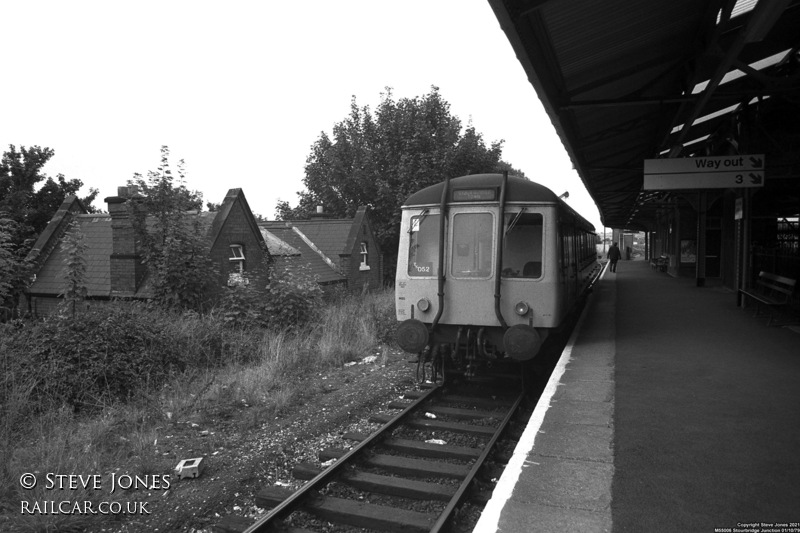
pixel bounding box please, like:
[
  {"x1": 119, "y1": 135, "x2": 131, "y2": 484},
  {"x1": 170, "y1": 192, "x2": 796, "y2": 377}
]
[{"x1": 488, "y1": 0, "x2": 800, "y2": 230}]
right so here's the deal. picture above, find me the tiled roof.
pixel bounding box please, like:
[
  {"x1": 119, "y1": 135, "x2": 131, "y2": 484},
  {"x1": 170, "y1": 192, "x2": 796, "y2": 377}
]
[
  {"x1": 30, "y1": 214, "x2": 113, "y2": 297},
  {"x1": 260, "y1": 229, "x2": 301, "y2": 256},
  {"x1": 289, "y1": 219, "x2": 353, "y2": 265},
  {"x1": 259, "y1": 222, "x2": 344, "y2": 284},
  {"x1": 30, "y1": 211, "x2": 221, "y2": 299}
]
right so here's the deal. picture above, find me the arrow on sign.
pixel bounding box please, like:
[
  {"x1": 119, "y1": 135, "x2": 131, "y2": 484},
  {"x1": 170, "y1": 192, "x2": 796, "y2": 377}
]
[
  {"x1": 749, "y1": 173, "x2": 763, "y2": 185},
  {"x1": 749, "y1": 156, "x2": 763, "y2": 168}
]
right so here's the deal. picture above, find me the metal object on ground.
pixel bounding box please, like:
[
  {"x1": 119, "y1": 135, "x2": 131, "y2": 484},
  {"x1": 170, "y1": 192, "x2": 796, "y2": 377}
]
[{"x1": 175, "y1": 457, "x2": 205, "y2": 479}]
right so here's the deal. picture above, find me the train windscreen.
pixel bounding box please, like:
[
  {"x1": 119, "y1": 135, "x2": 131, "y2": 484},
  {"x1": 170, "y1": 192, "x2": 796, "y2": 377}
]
[
  {"x1": 408, "y1": 213, "x2": 441, "y2": 276},
  {"x1": 502, "y1": 212, "x2": 543, "y2": 278},
  {"x1": 451, "y1": 212, "x2": 494, "y2": 278}
]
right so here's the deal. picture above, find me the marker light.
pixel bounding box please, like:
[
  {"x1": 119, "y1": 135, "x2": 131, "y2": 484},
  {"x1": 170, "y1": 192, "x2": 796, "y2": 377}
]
[
  {"x1": 514, "y1": 301, "x2": 530, "y2": 316},
  {"x1": 417, "y1": 298, "x2": 431, "y2": 312}
]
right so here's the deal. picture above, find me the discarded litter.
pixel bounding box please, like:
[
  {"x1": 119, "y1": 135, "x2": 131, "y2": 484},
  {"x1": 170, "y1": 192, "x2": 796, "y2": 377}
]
[
  {"x1": 425, "y1": 439, "x2": 447, "y2": 445},
  {"x1": 424, "y1": 412, "x2": 437, "y2": 419},
  {"x1": 175, "y1": 457, "x2": 205, "y2": 479}
]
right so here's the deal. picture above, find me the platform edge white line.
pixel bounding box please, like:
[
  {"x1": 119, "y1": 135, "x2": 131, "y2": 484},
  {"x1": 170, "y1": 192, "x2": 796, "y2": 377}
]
[{"x1": 471, "y1": 268, "x2": 603, "y2": 533}]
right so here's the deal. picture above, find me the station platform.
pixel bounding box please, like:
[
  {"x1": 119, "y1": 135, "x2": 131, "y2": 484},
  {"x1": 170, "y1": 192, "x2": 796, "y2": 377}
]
[{"x1": 475, "y1": 260, "x2": 800, "y2": 532}]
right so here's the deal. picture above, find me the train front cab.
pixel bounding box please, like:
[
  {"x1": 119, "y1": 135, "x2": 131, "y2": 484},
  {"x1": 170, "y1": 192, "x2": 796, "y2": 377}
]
[
  {"x1": 395, "y1": 174, "x2": 600, "y2": 377},
  {"x1": 396, "y1": 204, "x2": 561, "y2": 368}
]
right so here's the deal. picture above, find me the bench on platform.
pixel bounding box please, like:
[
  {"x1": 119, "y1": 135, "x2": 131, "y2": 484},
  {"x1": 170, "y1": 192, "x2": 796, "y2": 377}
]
[
  {"x1": 650, "y1": 255, "x2": 668, "y2": 272},
  {"x1": 739, "y1": 271, "x2": 797, "y2": 326}
]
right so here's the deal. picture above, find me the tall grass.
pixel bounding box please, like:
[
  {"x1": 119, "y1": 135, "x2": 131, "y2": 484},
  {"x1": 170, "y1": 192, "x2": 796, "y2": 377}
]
[{"x1": 0, "y1": 288, "x2": 396, "y2": 532}]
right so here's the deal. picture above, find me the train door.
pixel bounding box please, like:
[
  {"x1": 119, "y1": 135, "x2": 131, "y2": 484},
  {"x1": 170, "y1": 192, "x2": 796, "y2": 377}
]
[{"x1": 440, "y1": 209, "x2": 498, "y2": 326}]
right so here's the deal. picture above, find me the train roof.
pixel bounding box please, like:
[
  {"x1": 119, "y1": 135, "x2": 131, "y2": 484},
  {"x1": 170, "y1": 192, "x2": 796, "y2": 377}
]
[
  {"x1": 403, "y1": 174, "x2": 595, "y2": 232},
  {"x1": 404, "y1": 174, "x2": 559, "y2": 206}
]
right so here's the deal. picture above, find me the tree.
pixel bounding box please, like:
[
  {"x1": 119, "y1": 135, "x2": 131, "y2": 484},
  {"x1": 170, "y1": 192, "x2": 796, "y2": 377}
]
[
  {"x1": 0, "y1": 145, "x2": 97, "y2": 313},
  {"x1": 58, "y1": 219, "x2": 88, "y2": 319},
  {"x1": 0, "y1": 145, "x2": 98, "y2": 246},
  {"x1": 0, "y1": 217, "x2": 32, "y2": 315},
  {"x1": 277, "y1": 87, "x2": 524, "y2": 281},
  {"x1": 129, "y1": 146, "x2": 217, "y2": 312}
]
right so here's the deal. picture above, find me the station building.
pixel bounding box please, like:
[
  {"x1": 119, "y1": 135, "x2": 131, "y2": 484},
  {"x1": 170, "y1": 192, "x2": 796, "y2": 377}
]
[
  {"x1": 489, "y1": 0, "x2": 800, "y2": 300},
  {"x1": 475, "y1": 3, "x2": 800, "y2": 531}
]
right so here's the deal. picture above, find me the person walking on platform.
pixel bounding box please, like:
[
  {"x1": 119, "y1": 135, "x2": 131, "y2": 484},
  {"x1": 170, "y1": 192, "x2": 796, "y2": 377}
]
[{"x1": 607, "y1": 242, "x2": 622, "y2": 272}]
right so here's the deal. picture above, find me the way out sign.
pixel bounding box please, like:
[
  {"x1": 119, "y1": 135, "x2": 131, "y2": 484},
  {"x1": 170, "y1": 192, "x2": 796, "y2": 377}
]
[{"x1": 643, "y1": 154, "x2": 765, "y2": 190}]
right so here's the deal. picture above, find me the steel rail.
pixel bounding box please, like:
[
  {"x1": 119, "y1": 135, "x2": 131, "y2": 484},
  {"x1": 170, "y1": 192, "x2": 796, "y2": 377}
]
[
  {"x1": 241, "y1": 384, "x2": 442, "y2": 533},
  {"x1": 429, "y1": 390, "x2": 525, "y2": 533}
]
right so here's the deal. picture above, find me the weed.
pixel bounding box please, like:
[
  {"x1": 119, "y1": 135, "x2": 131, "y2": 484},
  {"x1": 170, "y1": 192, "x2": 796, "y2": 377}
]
[{"x1": 0, "y1": 288, "x2": 397, "y2": 532}]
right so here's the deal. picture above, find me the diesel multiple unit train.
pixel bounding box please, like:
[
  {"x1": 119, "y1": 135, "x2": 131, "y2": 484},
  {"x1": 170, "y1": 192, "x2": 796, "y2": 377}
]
[{"x1": 395, "y1": 173, "x2": 600, "y2": 378}]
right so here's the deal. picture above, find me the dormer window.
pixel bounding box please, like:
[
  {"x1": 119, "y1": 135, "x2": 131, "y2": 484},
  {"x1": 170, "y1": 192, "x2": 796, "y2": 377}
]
[
  {"x1": 228, "y1": 244, "x2": 249, "y2": 287},
  {"x1": 359, "y1": 241, "x2": 370, "y2": 271},
  {"x1": 229, "y1": 244, "x2": 245, "y2": 273}
]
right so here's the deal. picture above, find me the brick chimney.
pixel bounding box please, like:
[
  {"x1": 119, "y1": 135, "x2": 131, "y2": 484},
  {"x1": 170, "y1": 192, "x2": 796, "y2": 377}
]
[{"x1": 105, "y1": 186, "x2": 145, "y2": 296}]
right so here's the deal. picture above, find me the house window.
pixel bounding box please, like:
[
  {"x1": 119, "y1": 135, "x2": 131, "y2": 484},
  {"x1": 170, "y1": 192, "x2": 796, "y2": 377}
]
[
  {"x1": 229, "y1": 244, "x2": 245, "y2": 273},
  {"x1": 228, "y1": 244, "x2": 249, "y2": 287},
  {"x1": 359, "y1": 241, "x2": 370, "y2": 271}
]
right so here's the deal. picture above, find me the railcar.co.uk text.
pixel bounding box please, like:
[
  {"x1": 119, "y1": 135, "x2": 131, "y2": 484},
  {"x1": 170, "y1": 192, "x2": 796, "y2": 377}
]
[{"x1": 18, "y1": 472, "x2": 170, "y2": 515}]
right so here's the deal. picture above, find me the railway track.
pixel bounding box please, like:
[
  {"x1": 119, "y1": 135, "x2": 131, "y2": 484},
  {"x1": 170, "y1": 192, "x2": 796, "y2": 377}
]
[{"x1": 213, "y1": 376, "x2": 530, "y2": 533}]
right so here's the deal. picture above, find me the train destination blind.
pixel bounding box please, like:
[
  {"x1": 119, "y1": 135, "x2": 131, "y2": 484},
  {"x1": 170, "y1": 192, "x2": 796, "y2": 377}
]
[
  {"x1": 452, "y1": 188, "x2": 497, "y2": 202},
  {"x1": 643, "y1": 154, "x2": 765, "y2": 190}
]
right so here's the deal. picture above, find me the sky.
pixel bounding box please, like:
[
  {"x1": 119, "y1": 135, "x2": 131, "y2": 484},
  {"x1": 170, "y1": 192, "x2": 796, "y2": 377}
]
[{"x1": 1, "y1": 0, "x2": 604, "y2": 231}]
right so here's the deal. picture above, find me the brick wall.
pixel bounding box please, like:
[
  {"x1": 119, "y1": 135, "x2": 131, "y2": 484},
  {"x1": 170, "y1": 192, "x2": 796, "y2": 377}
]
[
  {"x1": 345, "y1": 221, "x2": 383, "y2": 293},
  {"x1": 106, "y1": 190, "x2": 145, "y2": 296},
  {"x1": 210, "y1": 198, "x2": 269, "y2": 291}
]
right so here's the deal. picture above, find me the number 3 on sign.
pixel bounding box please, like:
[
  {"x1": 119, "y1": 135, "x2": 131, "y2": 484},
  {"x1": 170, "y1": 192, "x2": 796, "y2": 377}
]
[{"x1": 735, "y1": 174, "x2": 743, "y2": 184}]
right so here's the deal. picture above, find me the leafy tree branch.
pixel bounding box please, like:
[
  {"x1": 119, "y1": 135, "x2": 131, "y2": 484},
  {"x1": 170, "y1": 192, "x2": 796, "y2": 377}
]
[{"x1": 277, "y1": 87, "x2": 524, "y2": 280}]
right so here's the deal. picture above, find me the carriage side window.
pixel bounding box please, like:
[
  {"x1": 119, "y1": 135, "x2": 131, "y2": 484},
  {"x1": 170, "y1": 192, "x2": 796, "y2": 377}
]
[
  {"x1": 502, "y1": 212, "x2": 543, "y2": 278},
  {"x1": 451, "y1": 212, "x2": 494, "y2": 278},
  {"x1": 408, "y1": 213, "x2": 441, "y2": 276}
]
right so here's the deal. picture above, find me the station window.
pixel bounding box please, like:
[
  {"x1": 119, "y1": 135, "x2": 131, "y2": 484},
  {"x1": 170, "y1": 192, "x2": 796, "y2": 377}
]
[
  {"x1": 408, "y1": 213, "x2": 441, "y2": 277},
  {"x1": 451, "y1": 212, "x2": 494, "y2": 278},
  {"x1": 502, "y1": 212, "x2": 543, "y2": 278}
]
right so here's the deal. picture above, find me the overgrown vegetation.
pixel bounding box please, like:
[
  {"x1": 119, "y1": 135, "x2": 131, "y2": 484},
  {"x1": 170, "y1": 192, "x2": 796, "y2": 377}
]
[
  {"x1": 129, "y1": 146, "x2": 220, "y2": 312},
  {"x1": 0, "y1": 288, "x2": 398, "y2": 532},
  {"x1": 0, "y1": 217, "x2": 30, "y2": 318},
  {"x1": 0, "y1": 145, "x2": 98, "y2": 315},
  {"x1": 58, "y1": 219, "x2": 88, "y2": 319},
  {"x1": 276, "y1": 86, "x2": 525, "y2": 280}
]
